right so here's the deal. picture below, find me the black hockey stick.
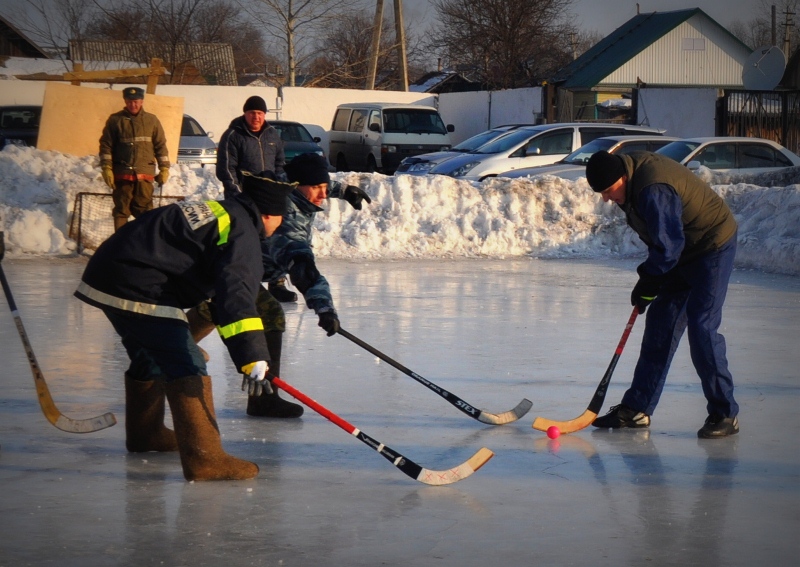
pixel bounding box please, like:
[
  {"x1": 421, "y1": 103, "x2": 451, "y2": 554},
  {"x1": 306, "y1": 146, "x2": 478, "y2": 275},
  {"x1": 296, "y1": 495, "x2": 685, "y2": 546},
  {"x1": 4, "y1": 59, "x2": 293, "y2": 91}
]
[
  {"x1": 337, "y1": 327, "x2": 532, "y2": 425},
  {"x1": 272, "y1": 376, "x2": 493, "y2": 485},
  {"x1": 0, "y1": 256, "x2": 117, "y2": 433},
  {"x1": 532, "y1": 306, "x2": 638, "y2": 434}
]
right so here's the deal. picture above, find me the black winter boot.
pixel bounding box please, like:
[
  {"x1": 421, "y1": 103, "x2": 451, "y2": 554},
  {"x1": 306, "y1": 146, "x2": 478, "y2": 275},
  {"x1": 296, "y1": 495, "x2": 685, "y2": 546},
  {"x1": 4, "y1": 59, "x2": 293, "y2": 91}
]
[
  {"x1": 246, "y1": 331, "x2": 304, "y2": 418},
  {"x1": 268, "y1": 278, "x2": 298, "y2": 303}
]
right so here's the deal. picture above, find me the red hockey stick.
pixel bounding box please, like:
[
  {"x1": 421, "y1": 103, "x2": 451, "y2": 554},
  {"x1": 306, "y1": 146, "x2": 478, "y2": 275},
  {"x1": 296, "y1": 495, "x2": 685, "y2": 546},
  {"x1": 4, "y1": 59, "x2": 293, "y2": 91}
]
[{"x1": 532, "y1": 307, "x2": 639, "y2": 434}]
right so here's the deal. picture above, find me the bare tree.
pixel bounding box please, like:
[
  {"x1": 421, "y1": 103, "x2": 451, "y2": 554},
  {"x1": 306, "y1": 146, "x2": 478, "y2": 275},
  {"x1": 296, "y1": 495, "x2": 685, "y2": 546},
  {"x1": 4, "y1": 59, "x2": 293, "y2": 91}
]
[
  {"x1": 427, "y1": 0, "x2": 577, "y2": 89},
  {"x1": 237, "y1": 0, "x2": 369, "y2": 86},
  {"x1": 728, "y1": 0, "x2": 799, "y2": 51}
]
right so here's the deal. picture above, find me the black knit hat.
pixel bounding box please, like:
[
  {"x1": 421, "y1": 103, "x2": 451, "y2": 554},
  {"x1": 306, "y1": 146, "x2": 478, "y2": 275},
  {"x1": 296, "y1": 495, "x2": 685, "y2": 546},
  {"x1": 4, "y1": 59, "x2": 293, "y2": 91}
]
[
  {"x1": 586, "y1": 151, "x2": 626, "y2": 192},
  {"x1": 284, "y1": 153, "x2": 330, "y2": 186},
  {"x1": 240, "y1": 171, "x2": 295, "y2": 216},
  {"x1": 243, "y1": 96, "x2": 268, "y2": 113}
]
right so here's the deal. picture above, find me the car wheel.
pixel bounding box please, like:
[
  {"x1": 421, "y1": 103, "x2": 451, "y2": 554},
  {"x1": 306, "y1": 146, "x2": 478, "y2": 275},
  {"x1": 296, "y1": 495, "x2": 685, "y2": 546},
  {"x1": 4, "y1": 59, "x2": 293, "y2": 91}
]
[{"x1": 336, "y1": 154, "x2": 348, "y2": 172}]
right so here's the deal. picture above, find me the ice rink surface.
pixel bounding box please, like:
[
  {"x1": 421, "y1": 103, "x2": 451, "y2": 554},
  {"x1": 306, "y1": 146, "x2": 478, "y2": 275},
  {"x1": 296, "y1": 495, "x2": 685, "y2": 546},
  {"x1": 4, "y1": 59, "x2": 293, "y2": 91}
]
[{"x1": 0, "y1": 257, "x2": 798, "y2": 566}]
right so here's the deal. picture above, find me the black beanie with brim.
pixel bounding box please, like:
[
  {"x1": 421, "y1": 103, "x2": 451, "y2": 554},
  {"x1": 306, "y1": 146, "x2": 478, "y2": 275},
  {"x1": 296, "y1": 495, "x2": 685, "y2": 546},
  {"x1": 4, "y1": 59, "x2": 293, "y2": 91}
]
[
  {"x1": 240, "y1": 171, "x2": 295, "y2": 216},
  {"x1": 586, "y1": 150, "x2": 626, "y2": 192}
]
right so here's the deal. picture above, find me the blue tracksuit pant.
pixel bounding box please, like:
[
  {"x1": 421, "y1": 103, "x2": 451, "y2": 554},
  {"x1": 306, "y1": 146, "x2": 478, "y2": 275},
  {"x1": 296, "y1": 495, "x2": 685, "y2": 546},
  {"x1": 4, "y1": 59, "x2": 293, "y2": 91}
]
[{"x1": 622, "y1": 236, "x2": 738, "y2": 418}]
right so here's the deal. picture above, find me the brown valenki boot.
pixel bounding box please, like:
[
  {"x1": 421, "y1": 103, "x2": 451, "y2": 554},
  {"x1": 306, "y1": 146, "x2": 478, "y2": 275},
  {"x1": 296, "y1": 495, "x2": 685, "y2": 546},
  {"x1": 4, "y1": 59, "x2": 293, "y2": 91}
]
[
  {"x1": 165, "y1": 375, "x2": 259, "y2": 481},
  {"x1": 125, "y1": 374, "x2": 178, "y2": 453},
  {"x1": 246, "y1": 331, "x2": 304, "y2": 418}
]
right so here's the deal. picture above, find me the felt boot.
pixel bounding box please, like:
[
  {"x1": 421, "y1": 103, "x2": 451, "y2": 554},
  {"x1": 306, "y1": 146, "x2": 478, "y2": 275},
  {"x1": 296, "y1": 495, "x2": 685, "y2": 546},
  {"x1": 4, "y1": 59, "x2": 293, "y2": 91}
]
[
  {"x1": 165, "y1": 375, "x2": 259, "y2": 481},
  {"x1": 246, "y1": 331, "x2": 304, "y2": 418},
  {"x1": 124, "y1": 374, "x2": 178, "y2": 453}
]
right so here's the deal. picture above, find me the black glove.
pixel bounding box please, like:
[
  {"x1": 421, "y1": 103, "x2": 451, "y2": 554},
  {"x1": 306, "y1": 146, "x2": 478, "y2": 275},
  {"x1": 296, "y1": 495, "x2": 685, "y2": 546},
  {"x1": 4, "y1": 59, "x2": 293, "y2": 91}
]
[
  {"x1": 343, "y1": 185, "x2": 371, "y2": 210},
  {"x1": 631, "y1": 273, "x2": 663, "y2": 314},
  {"x1": 288, "y1": 255, "x2": 320, "y2": 294},
  {"x1": 318, "y1": 311, "x2": 340, "y2": 336}
]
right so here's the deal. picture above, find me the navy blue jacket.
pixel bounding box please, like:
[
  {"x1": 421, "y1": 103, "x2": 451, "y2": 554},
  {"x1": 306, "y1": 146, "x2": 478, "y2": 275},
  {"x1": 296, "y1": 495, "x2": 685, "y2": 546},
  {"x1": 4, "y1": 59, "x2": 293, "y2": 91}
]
[{"x1": 75, "y1": 195, "x2": 270, "y2": 370}]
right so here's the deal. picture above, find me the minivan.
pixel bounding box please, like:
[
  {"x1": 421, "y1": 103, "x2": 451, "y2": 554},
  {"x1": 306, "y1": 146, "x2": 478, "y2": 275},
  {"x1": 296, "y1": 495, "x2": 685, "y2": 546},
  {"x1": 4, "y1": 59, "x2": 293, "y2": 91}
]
[
  {"x1": 429, "y1": 122, "x2": 665, "y2": 182},
  {"x1": 329, "y1": 103, "x2": 454, "y2": 174}
]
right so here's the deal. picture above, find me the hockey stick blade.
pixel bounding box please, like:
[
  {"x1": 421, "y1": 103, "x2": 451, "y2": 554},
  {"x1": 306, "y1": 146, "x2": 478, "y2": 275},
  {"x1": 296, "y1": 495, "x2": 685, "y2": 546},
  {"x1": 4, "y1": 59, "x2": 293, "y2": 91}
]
[
  {"x1": 338, "y1": 327, "x2": 531, "y2": 425},
  {"x1": 532, "y1": 307, "x2": 639, "y2": 434},
  {"x1": 272, "y1": 376, "x2": 494, "y2": 485},
  {"x1": 0, "y1": 264, "x2": 117, "y2": 433}
]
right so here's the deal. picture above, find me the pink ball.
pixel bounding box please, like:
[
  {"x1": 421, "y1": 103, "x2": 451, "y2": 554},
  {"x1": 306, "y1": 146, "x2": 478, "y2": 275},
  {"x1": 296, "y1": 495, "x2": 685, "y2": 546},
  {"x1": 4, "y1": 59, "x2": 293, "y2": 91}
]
[{"x1": 546, "y1": 426, "x2": 561, "y2": 439}]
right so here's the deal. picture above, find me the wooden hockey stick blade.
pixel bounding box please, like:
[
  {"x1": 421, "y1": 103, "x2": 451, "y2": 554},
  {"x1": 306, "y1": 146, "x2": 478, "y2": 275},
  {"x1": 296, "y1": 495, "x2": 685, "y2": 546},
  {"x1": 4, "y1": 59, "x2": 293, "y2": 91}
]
[
  {"x1": 338, "y1": 328, "x2": 531, "y2": 425},
  {"x1": 477, "y1": 398, "x2": 533, "y2": 425},
  {"x1": 531, "y1": 307, "x2": 639, "y2": 435},
  {"x1": 1, "y1": 265, "x2": 117, "y2": 433},
  {"x1": 272, "y1": 376, "x2": 493, "y2": 485},
  {"x1": 532, "y1": 410, "x2": 597, "y2": 434}
]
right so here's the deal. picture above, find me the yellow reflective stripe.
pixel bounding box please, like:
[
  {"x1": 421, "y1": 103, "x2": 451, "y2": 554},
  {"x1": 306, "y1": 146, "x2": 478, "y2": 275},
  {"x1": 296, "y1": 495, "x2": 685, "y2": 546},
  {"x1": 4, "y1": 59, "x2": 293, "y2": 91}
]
[
  {"x1": 206, "y1": 201, "x2": 231, "y2": 245},
  {"x1": 217, "y1": 317, "x2": 264, "y2": 339},
  {"x1": 76, "y1": 282, "x2": 188, "y2": 322}
]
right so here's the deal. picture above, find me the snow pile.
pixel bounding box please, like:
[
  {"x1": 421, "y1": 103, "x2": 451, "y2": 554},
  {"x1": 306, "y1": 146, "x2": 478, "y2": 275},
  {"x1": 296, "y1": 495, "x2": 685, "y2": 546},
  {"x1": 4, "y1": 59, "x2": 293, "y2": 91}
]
[{"x1": 1, "y1": 145, "x2": 799, "y2": 276}]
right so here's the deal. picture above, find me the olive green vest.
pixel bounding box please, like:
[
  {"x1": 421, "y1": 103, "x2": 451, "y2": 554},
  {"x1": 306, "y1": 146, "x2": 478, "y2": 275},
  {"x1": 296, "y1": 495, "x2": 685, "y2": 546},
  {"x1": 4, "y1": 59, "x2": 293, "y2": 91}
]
[{"x1": 618, "y1": 152, "x2": 737, "y2": 265}]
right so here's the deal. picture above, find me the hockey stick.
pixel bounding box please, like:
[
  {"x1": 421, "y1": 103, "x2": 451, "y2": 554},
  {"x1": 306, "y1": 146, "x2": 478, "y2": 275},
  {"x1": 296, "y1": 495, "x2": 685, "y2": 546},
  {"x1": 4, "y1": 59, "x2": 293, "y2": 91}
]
[
  {"x1": 0, "y1": 262, "x2": 117, "y2": 433},
  {"x1": 337, "y1": 327, "x2": 532, "y2": 425},
  {"x1": 532, "y1": 306, "x2": 639, "y2": 434},
  {"x1": 271, "y1": 376, "x2": 493, "y2": 485}
]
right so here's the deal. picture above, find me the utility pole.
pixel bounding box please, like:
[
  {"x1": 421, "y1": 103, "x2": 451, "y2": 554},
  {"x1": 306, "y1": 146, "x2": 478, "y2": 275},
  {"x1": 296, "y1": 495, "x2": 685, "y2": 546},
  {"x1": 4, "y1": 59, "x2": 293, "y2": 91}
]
[
  {"x1": 394, "y1": 0, "x2": 409, "y2": 91},
  {"x1": 366, "y1": 0, "x2": 384, "y2": 90}
]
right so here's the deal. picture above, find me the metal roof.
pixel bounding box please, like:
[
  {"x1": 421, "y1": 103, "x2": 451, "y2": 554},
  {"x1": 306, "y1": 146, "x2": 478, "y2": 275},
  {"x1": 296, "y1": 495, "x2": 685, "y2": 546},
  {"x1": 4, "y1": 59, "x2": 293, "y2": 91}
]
[{"x1": 552, "y1": 8, "x2": 752, "y2": 89}]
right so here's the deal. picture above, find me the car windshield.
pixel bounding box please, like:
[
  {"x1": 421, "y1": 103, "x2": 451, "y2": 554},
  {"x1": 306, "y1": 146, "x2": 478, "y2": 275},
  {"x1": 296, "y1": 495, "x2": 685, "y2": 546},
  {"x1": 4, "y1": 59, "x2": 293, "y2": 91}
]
[
  {"x1": 561, "y1": 138, "x2": 617, "y2": 164},
  {"x1": 452, "y1": 130, "x2": 507, "y2": 152},
  {"x1": 656, "y1": 141, "x2": 702, "y2": 162},
  {"x1": 383, "y1": 109, "x2": 447, "y2": 134},
  {"x1": 273, "y1": 123, "x2": 315, "y2": 143},
  {"x1": 181, "y1": 116, "x2": 207, "y2": 137},
  {"x1": 0, "y1": 108, "x2": 40, "y2": 130},
  {"x1": 473, "y1": 128, "x2": 541, "y2": 154}
]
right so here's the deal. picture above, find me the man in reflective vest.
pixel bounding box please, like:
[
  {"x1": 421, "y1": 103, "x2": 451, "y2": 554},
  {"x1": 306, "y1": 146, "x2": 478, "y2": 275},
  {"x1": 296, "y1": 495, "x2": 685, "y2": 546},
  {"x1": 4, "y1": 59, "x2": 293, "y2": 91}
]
[{"x1": 75, "y1": 173, "x2": 294, "y2": 480}]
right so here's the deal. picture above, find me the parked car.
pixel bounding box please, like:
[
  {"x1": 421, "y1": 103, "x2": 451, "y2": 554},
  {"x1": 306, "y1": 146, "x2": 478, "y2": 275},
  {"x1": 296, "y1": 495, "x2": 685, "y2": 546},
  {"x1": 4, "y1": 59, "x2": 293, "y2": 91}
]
[
  {"x1": 394, "y1": 124, "x2": 534, "y2": 175},
  {"x1": 329, "y1": 102, "x2": 454, "y2": 174},
  {"x1": 270, "y1": 120, "x2": 327, "y2": 163},
  {"x1": 655, "y1": 137, "x2": 800, "y2": 175},
  {"x1": 428, "y1": 122, "x2": 665, "y2": 182},
  {"x1": 177, "y1": 114, "x2": 217, "y2": 167},
  {"x1": 499, "y1": 135, "x2": 678, "y2": 180},
  {"x1": 0, "y1": 105, "x2": 42, "y2": 147}
]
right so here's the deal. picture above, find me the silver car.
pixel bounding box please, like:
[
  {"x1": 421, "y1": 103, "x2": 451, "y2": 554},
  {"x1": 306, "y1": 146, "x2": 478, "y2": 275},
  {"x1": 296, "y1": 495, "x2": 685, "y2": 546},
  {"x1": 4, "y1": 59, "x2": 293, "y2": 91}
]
[
  {"x1": 499, "y1": 135, "x2": 678, "y2": 180},
  {"x1": 656, "y1": 137, "x2": 800, "y2": 175},
  {"x1": 177, "y1": 114, "x2": 217, "y2": 167}
]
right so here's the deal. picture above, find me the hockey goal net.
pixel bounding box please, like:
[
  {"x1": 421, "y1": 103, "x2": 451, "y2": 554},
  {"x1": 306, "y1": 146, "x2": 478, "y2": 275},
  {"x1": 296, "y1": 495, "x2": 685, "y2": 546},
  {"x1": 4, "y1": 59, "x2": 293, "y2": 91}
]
[{"x1": 69, "y1": 192, "x2": 185, "y2": 252}]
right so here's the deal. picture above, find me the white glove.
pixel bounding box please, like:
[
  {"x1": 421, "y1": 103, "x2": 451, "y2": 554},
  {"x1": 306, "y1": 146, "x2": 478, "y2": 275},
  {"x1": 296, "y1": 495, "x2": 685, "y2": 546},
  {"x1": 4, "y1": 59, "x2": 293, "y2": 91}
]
[{"x1": 241, "y1": 360, "x2": 272, "y2": 396}]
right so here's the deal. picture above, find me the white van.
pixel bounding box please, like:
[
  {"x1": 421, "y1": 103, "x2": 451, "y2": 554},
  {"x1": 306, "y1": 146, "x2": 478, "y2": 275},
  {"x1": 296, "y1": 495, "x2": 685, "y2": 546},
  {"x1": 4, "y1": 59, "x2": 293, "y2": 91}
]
[{"x1": 329, "y1": 103, "x2": 454, "y2": 173}]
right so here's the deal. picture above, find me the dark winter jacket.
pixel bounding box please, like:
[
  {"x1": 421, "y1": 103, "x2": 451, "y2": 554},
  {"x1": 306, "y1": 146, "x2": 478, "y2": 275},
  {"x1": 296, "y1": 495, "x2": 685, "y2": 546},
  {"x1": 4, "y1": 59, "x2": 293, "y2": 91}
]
[
  {"x1": 99, "y1": 108, "x2": 169, "y2": 179},
  {"x1": 261, "y1": 182, "x2": 348, "y2": 314},
  {"x1": 217, "y1": 116, "x2": 285, "y2": 198},
  {"x1": 75, "y1": 194, "x2": 270, "y2": 370},
  {"x1": 618, "y1": 151, "x2": 738, "y2": 277}
]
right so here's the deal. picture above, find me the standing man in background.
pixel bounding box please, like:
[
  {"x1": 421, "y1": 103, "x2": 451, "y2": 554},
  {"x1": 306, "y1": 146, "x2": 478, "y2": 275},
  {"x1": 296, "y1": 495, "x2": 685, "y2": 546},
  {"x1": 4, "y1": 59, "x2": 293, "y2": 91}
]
[
  {"x1": 100, "y1": 87, "x2": 170, "y2": 232},
  {"x1": 216, "y1": 95, "x2": 296, "y2": 302}
]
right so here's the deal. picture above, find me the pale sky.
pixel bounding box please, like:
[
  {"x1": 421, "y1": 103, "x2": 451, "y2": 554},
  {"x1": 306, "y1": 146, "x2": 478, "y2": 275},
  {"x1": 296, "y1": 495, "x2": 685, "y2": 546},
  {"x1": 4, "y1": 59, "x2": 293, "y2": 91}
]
[{"x1": 402, "y1": 0, "x2": 766, "y2": 36}]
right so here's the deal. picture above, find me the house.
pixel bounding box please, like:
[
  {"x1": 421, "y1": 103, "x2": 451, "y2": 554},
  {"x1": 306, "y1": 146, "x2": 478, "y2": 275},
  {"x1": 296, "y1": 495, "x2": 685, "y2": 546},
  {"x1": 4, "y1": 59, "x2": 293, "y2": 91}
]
[
  {"x1": 410, "y1": 70, "x2": 485, "y2": 94},
  {"x1": 0, "y1": 13, "x2": 49, "y2": 58},
  {"x1": 548, "y1": 8, "x2": 753, "y2": 122}
]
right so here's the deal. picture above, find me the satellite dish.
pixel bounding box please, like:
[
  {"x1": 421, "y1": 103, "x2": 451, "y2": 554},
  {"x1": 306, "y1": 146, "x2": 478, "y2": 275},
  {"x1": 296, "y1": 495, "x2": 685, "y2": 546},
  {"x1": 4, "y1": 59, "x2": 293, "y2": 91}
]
[{"x1": 742, "y1": 45, "x2": 786, "y2": 90}]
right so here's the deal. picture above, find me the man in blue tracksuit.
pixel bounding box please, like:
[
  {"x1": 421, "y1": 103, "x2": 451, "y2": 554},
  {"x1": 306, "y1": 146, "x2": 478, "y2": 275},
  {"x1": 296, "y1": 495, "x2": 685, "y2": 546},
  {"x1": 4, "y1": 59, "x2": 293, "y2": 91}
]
[
  {"x1": 189, "y1": 153, "x2": 372, "y2": 418},
  {"x1": 76, "y1": 173, "x2": 295, "y2": 480},
  {"x1": 585, "y1": 150, "x2": 739, "y2": 438}
]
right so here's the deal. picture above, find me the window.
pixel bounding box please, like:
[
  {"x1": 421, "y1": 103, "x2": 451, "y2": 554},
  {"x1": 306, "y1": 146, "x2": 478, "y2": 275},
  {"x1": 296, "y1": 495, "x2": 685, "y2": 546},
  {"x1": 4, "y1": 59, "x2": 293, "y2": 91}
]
[
  {"x1": 694, "y1": 144, "x2": 735, "y2": 169},
  {"x1": 349, "y1": 109, "x2": 368, "y2": 133},
  {"x1": 526, "y1": 130, "x2": 572, "y2": 156},
  {"x1": 332, "y1": 109, "x2": 351, "y2": 131}
]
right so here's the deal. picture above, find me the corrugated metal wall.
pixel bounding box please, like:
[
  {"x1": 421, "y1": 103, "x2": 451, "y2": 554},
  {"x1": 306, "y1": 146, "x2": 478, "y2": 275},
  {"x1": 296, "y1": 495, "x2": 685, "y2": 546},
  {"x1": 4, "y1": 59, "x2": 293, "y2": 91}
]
[{"x1": 600, "y1": 18, "x2": 750, "y2": 88}]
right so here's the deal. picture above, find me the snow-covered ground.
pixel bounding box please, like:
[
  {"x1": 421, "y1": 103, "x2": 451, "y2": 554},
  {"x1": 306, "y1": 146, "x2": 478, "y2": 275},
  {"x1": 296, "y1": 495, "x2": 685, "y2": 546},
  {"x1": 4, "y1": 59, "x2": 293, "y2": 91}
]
[{"x1": 1, "y1": 144, "x2": 799, "y2": 275}]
